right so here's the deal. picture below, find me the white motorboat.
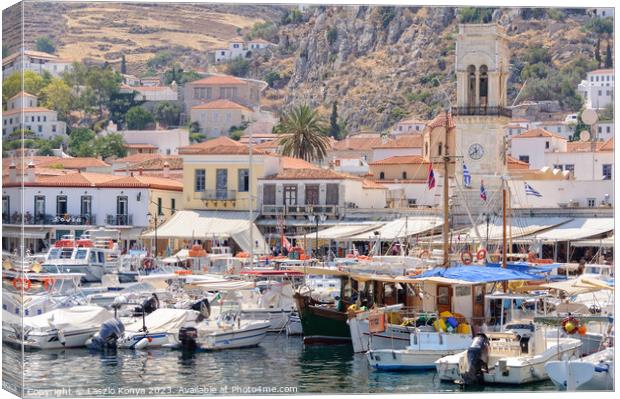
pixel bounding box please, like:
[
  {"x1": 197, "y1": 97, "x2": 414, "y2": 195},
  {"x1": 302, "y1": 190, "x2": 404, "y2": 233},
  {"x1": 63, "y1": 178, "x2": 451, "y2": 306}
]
[
  {"x1": 348, "y1": 304, "x2": 415, "y2": 353},
  {"x1": 367, "y1": 329, "x2": 473, "y2": 370},
  {"x1": 115, "y1": 308, "x2": 204, "y2": 349},
  {"x1": 177, "y1": 297, "x2": 270, "y2": 351},
  {"x1": 237, "y1": 281, "x2": 295, "y2": 332},
  {"x1": 545, "y1": 347, "x2": 614, "y2": 391},
  {"x1": 41, "y1": 231, "x2": 121, "y2": 283},
  {"x1": 3, "y1": 305, "x2": 113, "y2": 349},
  {"x1": 435, "y1": 326, "x2": 582, "y2": 385}
]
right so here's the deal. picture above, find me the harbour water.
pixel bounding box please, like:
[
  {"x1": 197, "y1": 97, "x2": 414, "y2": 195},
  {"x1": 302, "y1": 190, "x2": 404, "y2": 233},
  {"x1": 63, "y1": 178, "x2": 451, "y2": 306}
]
[{"x1": 3, "y1": 335, "x2": 556, "y2": 396}]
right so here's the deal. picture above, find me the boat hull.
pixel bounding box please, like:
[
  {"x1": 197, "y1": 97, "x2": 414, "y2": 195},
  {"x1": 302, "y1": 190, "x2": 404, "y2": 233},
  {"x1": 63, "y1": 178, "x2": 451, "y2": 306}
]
[
  {"x1": 294, "y1": 293, "x2": 350, "y2": 345},
  {"x1": 368, "y1": 349, "x2": 466, "y2": 370},
  {"x1": 3, "y1": 327, "x2": 99, "y2": 350},
  {"x1": 197, "y1": 322, "x2": 270, "y2": 350},
  {"x1": 42, "y1": 264, "x2": 103, "y2": 283},
  {"x1": 545, "y1": 349, "x2": 614, "y2": 391},
  {"x1": 241, "y1": 309, "x2": 292, "y2": 333},
  {"x1": 348, "y1": 316, "x2": 412, "y2": 352}
]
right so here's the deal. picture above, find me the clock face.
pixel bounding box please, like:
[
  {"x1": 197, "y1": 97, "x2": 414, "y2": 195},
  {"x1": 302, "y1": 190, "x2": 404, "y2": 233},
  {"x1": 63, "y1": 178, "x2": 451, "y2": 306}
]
[{"x1": 468, "y1": 143, "x2": 484, "y2": 160}]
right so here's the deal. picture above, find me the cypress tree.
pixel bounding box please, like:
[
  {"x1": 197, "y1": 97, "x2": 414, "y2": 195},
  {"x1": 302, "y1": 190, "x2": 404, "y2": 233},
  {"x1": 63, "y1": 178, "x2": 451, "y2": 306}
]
[
  {"x1": 605, "y1": 41, "x2": 613, "y2": 68},
  {"x1": 329, "y1": 101, "x2": 340, "y2": 139},
  {"x1": 120, "y1": 54, "x2": 127, "y2": 74},
  {"x1": 595, "y1": 38, "x2": 601, "y2": 66}
]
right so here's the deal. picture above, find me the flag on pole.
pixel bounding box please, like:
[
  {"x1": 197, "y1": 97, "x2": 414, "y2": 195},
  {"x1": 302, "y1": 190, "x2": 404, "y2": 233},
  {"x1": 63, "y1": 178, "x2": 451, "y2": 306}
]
[
  {"x1": 480, "y1": 180, "x2": 487, "y2": 201},
  {"x1": 427, "y1": 162, "x2": 436, "y2": 189},
  {"x1": 281, "y1": 235, "x2": 292, "y2": 251},
  {"x1": 524, "y1": 182, "x2": 543, "y2": 197},
  {"x1": 463, "y1": 164, "x2": 472, "y2": 188}
]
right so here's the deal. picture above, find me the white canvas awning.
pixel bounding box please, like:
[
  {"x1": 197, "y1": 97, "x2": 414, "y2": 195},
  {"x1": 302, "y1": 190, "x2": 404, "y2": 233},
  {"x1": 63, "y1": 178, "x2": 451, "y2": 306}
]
[
  {"x1": 294, "y1": 223, "x2": 385, "y2": 241},
  {"x1": 2, "y1": 227, "x2": 48, "y2": 239},
  {"x1": 467, "y1": 217, "x2": 570, "y2": 241},
  {"x1": 348, "y1": 216, "x2": 443, "y2": 241},
  {"x1": 570, "y1": 235, "x2": 614, "y2": 248},
  {"x1": 530, "y1": 218, "x2": 614, "y2": 242},
  {"x1": 141, "y1": 210, "x2": 268, "y2": 254}
]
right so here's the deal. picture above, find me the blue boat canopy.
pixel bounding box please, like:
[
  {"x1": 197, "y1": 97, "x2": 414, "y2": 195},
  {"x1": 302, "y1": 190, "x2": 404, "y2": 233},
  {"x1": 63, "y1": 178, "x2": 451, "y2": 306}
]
[
  {"x1": 409, "y1": 266, "x2": 544, "y2": 283},
  {"x1": 486, "y1": 262, "x2": 560, "y2": 274}
]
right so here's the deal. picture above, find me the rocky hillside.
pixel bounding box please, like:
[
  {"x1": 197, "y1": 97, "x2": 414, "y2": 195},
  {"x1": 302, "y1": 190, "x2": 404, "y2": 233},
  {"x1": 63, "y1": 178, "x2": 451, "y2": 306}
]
[{"x1": 3, "y1": 4, "x2": 611, "y2": 132}]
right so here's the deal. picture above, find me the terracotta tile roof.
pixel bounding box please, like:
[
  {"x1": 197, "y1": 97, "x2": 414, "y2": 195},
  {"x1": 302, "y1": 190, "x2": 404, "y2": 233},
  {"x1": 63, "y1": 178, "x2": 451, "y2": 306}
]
[
  {"x1": 2, "y1": 156, "x2": 109, "y2": 169},
  {"x1": 124, "y1": 143, "x2": 158, "y2": 149},
  {"x1": 3, "y1": 50, "x2": 58, "y2": 64},
  {"x1": 589, "y1": 69, "x2": 614, "y2": 74},
  {"x1": 191, "y1": 99, "x2": 252, "y2": 112},
  {"x1": 179, "y1": 136, "x2": 268, "y2": 155},
  {"x1": 280, "y1": 156, "x2": 319, "y2": 170},
  {"x1": 512, "y1": 128, "x2": 566, "y2": 140},
  {"x1": 253, "y1": 140, "x2": 280, "y2": 152},
  {"x1": 369, "y1": 155, "x2": 428, "y2": 166},
  {"x1": 426, "y1": 112, "x2": 456, "y2": 129},
  {"x1": 190, "y1": 75, "x2": 246, "y2": 85},
  {"x1": 332, "y1": 136, "x2": 387, "y2": 151},
  {"x1": 373, "y1": 134, "x2": 422, "y2": 149},
  {"x1": 112, "y1": 153, "x2": 162, "y2": 164},
  {"x1": 128, "y1": 157, "x2": 183, "y2": 171},
  {"x1": 3, "y1": 107, "x2": 54, "y2": 116},
  {"x1": 98, "y1": 175, "x2": 183, "y2": 191},
  {"x1": 362, "y1": 179, "x2": 387, "y2": 189},
  {"x1": 9, "y1": 91, "x2": 36, "y2": 100},
  {"x1": 566, "y1": 141, "x2": 604, "y2": 152},
  {"x1": 507, "y1": 156, "x2": 530, "y2": 170},
  {"x1": 599, "y1": 138, "x2": 614, "y2": 151},
  {"x1": 264, "y1": 168, "x2": 349, "y2": 180}
]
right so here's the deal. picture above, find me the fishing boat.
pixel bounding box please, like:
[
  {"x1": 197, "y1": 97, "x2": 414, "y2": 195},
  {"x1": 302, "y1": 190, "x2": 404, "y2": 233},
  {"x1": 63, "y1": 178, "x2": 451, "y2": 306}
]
[
  {"x1": 3, "y1": 305, "x2": 113, "y2": 350},
  {"x1": 41, "y1": 230, "x2": 121, "y2": 283},
  {"x1": 367, "y1": 329, "x2": 473, "y2": 370},
  {"x1": 294, "y1": 290, "x2": 351, "y2": 345},
  {"x1": 435, "y1": 323, "x2": 582, "y2": 385},
  {"x1": 544, "y1": 347, "x2": 614, "y2": 391}
]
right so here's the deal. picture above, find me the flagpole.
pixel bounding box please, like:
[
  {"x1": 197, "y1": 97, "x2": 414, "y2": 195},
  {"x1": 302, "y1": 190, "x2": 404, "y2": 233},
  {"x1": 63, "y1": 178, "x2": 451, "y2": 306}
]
[
  {"x1": 442, "y1": 110, "x2": 450, "y2": 267},
  {"x1": 502, "y1": 177, "x2": 508, "y2": 292}
]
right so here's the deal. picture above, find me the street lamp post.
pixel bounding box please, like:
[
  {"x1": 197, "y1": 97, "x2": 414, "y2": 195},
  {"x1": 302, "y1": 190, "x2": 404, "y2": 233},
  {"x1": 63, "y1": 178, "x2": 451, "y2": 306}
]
[
  {"x1": 308, "y1": 210, "x2": 327, "y2": 260},
  {"x1": 147, "y1": 212, "x2": 164, "y2": 257}
]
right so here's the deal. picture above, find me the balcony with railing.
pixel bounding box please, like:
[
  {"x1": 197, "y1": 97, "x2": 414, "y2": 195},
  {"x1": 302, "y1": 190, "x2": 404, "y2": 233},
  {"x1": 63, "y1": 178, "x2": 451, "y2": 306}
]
[
  {"x1": 261, "y1": 204, "x2": 339, "y2": 216},
  {"x1": 106, "y1": 214, "x2": 133, "y2": 226},
  {"x1": 193, "y1": 189, "x2": 237, "y2": 201},
  {"x1": 451, "y1": 106, "x2": 512, "y2": 118}
]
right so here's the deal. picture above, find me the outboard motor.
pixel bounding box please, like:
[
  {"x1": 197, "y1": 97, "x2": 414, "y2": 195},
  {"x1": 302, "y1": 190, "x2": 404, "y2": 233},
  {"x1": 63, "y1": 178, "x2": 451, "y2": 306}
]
[
  {"x1": 87, "y1": 319, "x2": 125, "y2": 351},
  {"x1": 178, "y1": 327, "x2": 198, "y2": 351},
  {"x1": 190, "y1": 298, "x2": 211, "y2": 320},
  {"x1": 133, "y1": 293, "x2": 160, "y2": 317},
  {"x1": 462, "y1": 334, "x2": 490, "y2": 385}
]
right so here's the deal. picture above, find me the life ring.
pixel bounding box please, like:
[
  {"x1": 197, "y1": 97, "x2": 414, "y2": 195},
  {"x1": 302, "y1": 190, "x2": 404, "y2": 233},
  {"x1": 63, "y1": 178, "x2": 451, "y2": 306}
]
[
  {"x1": 460, "y1": 251, "x2": 473, "y2": 265},
  {"x1": 420, "y1": 250, "x2": 430, "y2": 259},
  {"x1": 13, "y1": 277, "x2": 31, "y2": 290},
  {"x1": 562, "y1": 316, "x2": 580, "y2": 335},
  {"x1": 43, "y1": 278, "x2": 56, "y2": 291},
  {"x1": 476, "y1": 248, "x2": 488, "y2": 260}
]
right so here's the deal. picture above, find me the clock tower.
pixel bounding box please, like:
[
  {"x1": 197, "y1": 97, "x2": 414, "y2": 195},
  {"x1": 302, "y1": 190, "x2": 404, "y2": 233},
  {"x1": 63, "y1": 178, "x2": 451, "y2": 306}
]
[{"x1": 453, "y1": 24, "x2": 511, "y2": 186}]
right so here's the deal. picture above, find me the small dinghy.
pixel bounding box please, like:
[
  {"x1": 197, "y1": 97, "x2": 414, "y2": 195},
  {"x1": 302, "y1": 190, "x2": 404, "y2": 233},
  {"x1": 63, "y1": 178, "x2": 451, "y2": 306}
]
[{"x1": 545, "y1": 347, "x2": 614, "y2": 391}]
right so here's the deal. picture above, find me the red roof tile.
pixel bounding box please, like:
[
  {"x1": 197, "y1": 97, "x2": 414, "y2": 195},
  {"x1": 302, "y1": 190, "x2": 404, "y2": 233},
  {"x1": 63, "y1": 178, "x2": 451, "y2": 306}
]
[
  {"x1": 190, "y1": 75, "x2": 246, "y2": 85},
  {"x1": 426, "y1": 112, "x2": 456, "y2": 129},
  {"x1": 512, "y1": 128, "x2": 566, "y2": 140},
  {"x1": 192, "y1": 99, "x2": 252, "y2": 111},
  {"x1": 369, "y1": 155, "x2": 427, "y2": 165}
]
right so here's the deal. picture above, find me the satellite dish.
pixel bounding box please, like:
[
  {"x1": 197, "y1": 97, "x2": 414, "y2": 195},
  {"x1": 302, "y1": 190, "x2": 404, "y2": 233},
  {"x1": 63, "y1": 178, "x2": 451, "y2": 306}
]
[
  {"x1": 579, "y1": 130, "x2": 591, "y2": 142},
  {"x1": 581, "y1": 109, "x2": 598, "y2": 125}
]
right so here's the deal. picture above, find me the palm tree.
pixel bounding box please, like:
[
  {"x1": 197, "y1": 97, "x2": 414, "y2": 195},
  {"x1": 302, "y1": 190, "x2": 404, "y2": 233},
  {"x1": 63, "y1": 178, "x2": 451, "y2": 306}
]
[{"x1": 275, "y1": 105, "x2": 330, "y2": 162}]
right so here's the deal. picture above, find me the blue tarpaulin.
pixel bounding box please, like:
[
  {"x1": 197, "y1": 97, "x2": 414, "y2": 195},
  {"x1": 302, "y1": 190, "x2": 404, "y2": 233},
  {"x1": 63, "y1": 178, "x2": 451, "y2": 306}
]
[
  {"x1": 409, "y1": 265, "x2": 544, "y2": 283},
  {"x1": 486, "y1": 262, "x2": 559, "y2": 274}
]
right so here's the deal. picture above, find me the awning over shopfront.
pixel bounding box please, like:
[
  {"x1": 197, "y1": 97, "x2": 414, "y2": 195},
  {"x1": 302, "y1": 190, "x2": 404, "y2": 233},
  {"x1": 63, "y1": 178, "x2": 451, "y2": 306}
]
[
  {"x1": 141, "y1": 210, "x2": 268, "y2": 254},
  {"x1": 570, "y1": 235, "x2": 615, "y2": 248},
  {"x1": 529, "y1": 218, "x2": 614, "y2": 243},
  {"x1": 348, "y1": 216, "x2": 443, "y2": 241},
  {"x1": 2, "y1": 227, "x2": 48, "y2": 239},
  {"x1": 294, "y1": 223, "x2": 384, "y2": 241},
  {"x1": 467, "y1": 217, "x2": 570, "y2": 241}
]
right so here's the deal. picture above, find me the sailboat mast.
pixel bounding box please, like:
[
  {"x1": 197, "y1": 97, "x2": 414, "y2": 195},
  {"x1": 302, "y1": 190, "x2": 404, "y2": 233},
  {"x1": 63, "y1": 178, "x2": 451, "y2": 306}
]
[
  {"x1": 502, "y1": 180, "x2": 507, "y2": 269},
  {"x1": 442, "y1": 110, "x2": 450, "y2": 267}
]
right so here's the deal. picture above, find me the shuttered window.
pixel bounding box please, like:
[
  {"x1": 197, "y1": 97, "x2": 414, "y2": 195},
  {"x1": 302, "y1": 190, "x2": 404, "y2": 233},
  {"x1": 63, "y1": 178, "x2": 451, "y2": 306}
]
[
  {"x1": 263, "y1": 184, "x2": 276, "y2": 205},
  {"x1": 326, "y1": 184, "x2": 339, "y2": 205}
]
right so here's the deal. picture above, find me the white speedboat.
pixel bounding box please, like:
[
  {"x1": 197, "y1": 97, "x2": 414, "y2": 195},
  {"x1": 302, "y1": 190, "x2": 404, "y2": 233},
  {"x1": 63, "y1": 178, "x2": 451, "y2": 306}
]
[
  {"x1": 367, "y1": 330, "x2": 473, "y2": 370},
  {"x1": 115, "y1": 308, "x2": 204, "y2": 349},
  {"x1": 435, "y1": 327, "x2": 582, "y2": 385},
  {"x1": 3, "y1": 305, "x2": 113, "y2": 349},
  {"x1": 238, "y1": 281, "x2": 295, "y2": 332},
  {"x1": 545, "y1": 347, "x2": 614, "y2": 391},
  {"x1": 178, "y1": 298, "x2": 270, "y2": 351}
]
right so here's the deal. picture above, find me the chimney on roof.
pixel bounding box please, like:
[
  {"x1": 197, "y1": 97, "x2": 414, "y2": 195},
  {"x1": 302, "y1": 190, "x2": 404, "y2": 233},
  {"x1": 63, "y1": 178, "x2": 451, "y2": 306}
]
[
  {"x1": 8, "y1": 161, "x2": 17, "y2": 183},
  {"x1": 26, "y1": 160, "x2": 35, "y2": 183},
  {"x1": 138, "y1": 166, "x2": 143, "y2": 176},
  {"x1": 163, "y1": 161, "x2": 170, "y2": 178}
]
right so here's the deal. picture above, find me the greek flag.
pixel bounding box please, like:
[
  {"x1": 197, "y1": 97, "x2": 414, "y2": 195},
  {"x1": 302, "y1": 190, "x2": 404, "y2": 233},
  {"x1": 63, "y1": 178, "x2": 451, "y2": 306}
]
[
  {"x1": 524, "y1": 182, "x2": 542, "y2": 198},
  {"x1": 480, "y1": 180, "x2": 487, "y2": 201},
  {"x1": 463, "y1": 164, "x2": 472, "y2": 188}
]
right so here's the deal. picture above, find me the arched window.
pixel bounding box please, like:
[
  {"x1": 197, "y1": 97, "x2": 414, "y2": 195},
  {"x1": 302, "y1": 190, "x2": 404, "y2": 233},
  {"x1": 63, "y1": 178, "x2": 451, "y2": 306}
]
[
  {"x1": 379, "y1": 172, "x2": 385, "y2": 180},
  {"x1": 438, "y1": 142, "x2": 443, "y2": 156},
  {"x1": 467, "y1": 65, "x2": 476, "y2": 107},
  {"x1": 479, "y1": 65, "x2": 488, "y2": 106},
  {"x1": 402, "y1": 171, "x2": 407, "y2": 180}
]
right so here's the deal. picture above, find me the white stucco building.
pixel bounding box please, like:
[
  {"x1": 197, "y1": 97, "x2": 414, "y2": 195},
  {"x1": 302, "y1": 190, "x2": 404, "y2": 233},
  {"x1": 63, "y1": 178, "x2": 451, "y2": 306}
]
[
  {"x1": 2, "y1": 49, "x2": 73, "y2": 79},
  {"x1": 578, "y1": 69, "x2": 614, "y2": 110},
  {"x1": 117, "y1": 128, "x2": 190, "y2": 155},
  {"x1": 209, "y1": 39, "x2": 274, "y2": 64},
  {"x1": 510, "y1": 128, "x2": 568, "y2": 169},
  {"x1": 2, "y1": 92, "x2": 67, "y2": 139}
]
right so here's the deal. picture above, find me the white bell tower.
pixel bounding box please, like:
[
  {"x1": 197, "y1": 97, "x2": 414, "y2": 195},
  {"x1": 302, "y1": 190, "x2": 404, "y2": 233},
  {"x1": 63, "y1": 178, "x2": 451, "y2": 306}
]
[{"x1": 453, "y1": 24, "x2": 511, "y2": 185}]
